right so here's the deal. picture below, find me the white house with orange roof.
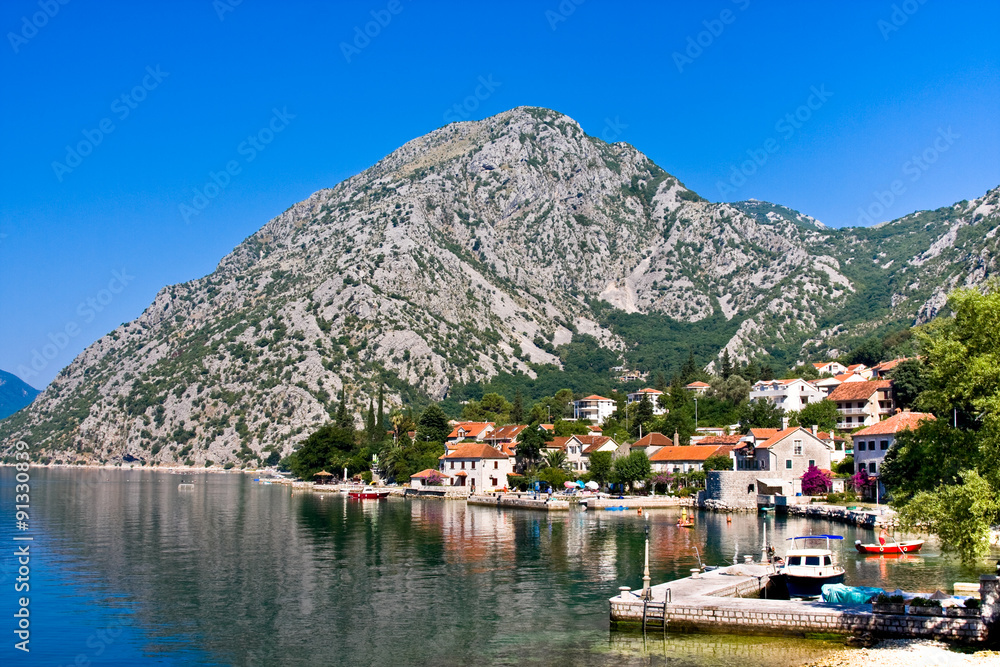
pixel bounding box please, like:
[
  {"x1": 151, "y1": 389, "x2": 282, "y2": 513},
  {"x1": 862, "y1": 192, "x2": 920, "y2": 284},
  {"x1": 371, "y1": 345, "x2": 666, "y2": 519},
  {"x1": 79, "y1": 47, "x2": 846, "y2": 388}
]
[
  {"x1": 846, "y1": 364, "x2": 874, "y2": 379},
  {"x1": 852, "y1": 410, "x2": 935, "y2": 494},
  {"x1": 813, "y1": 361, "x2": 848, "y2": 376},
  {"x1": 827, "y1": 380, "x2": 894, "y2": 430},
  {"x1": 871, "y1": 358, "x2": 911, "y2": 378},
  {"x1": 572, "y1": 395, "x2": 616, "y2": 424},
  {"x1": 733, "y1": 426, "x2": 831, "y2": 494},
  {"x1": 749, "y1": 378, "x2": 824, "y2": 412},
  {"x1": 649, "y1": 444, "x2": 736, "y2": 474},
  {"x1": 626, "y1": 388, "x2": 666, "y2": 415},
  {"x1": 445, "y1": 422, "x2": 495, "y2": 445},
  {"x1": 684, "y1": 380, "x2": 712, "y2": 395},
  {"x1": 438, "y1": 443, "x2": 512, "y2": 492},
  {"x1": 484, "y1": 425, "x2": 526, "y2": 448}
]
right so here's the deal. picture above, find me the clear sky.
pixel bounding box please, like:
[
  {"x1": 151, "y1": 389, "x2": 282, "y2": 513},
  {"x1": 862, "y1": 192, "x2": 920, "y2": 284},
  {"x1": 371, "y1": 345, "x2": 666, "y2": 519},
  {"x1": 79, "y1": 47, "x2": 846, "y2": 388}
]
[{"x1": 1, "y1": 0, "x2": 998, "y2": 388}]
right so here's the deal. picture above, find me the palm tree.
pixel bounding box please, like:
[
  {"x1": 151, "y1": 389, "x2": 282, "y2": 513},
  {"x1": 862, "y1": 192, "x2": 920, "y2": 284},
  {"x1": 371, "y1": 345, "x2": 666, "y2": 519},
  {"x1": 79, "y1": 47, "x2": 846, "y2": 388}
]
[{"x1": 543, "y1": 450, "x2": 571, "y2": 472}]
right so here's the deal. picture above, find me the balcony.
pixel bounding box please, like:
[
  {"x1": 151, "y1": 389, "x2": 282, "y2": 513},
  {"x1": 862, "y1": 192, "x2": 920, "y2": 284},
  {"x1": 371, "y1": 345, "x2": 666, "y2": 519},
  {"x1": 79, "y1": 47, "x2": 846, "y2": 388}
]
[{"x1": 838, "y1": 407, "x2": 869, "y2": 415}]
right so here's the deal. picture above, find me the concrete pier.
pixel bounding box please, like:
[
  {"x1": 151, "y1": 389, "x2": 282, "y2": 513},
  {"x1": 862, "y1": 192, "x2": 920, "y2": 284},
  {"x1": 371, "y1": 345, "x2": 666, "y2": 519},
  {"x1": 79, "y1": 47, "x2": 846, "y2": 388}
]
[
  {"x1": 583, "y1": 496, "x2": 695, "y2": 510},
  {"x1": 467, "y1": 494, "x2": 569, "y2": 511},
  {"x1": 610, "y1": 570, "x2": 998, "y2": 643}
]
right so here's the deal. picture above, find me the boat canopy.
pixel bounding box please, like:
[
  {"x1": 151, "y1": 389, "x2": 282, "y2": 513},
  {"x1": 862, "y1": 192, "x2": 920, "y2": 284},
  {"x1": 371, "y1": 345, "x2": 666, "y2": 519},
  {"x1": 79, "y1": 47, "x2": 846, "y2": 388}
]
[{"x1": 787, "y1": 535, "x2": 844, "y2": 540}]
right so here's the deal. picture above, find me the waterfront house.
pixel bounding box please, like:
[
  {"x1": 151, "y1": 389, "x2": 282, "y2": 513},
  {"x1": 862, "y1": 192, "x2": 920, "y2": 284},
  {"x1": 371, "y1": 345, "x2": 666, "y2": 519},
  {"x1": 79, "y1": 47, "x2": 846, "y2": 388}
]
[
  {"x1": 445, "y1": 422, "x2": 495, "y2": 444},
  {"x1": 827, "y1": 380, "x2": 894, "y2": 430},
  {"x1": 572, "y1": 395, "x2": 616, "y2": 424},
  {"x1": 871, "y1": 358, "x2": 910, "y2": 378},
  {"x1": 626, "y1": 388, "x2": 666, "y2": 415},
  {"x1": 684, "y1": 380, "x2": 712, "y2": 395},
  {"x1": 649, "y1": 444, "x2": 735, "y2": 474},
  {"x1": 749, "y1": 378, "x2": 825, "y2": 412},
  {"x1": 409, "y1": 468, "x2": 450, "y2": 488},
  {"x1": 733, "y1": 427, "x2": 831, "y2": 494},
  {"x1": 438, "y1": 443, "x2": 512, "y2": 492},
  {"x1": 852, "y1": 410, "x2": 935, "y2": 498},
  {"x1": 567, "y1": 435, "x2": 616, "y2": 471}
]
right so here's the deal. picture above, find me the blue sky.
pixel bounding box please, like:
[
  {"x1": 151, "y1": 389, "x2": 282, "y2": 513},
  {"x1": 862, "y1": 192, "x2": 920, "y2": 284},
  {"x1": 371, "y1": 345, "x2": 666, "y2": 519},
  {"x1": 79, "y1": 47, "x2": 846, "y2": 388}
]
[{"x1": 1, "y1": 0, "x2": 998, "y2": 388}]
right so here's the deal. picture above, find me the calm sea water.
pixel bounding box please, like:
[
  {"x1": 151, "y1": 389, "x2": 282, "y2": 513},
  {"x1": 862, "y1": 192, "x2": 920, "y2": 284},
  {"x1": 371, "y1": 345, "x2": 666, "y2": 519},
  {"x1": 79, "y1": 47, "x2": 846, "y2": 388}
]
[{"x1": 2, "y1": 469, "x2": 996, "y2": 666}]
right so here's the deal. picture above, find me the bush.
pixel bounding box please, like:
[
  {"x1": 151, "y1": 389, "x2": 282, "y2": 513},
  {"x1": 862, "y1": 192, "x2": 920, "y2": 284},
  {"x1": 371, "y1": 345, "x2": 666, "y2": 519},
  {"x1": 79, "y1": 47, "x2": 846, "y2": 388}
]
[
  {"x1": 224, "y1": 462, "x2": 235, "y2": 470},
  {"x1": 874, "y1": 593, "x2": 905, "y2": 604},
  {"x1": 676, "y1": 486, "x2": 696, "y2": 497},
  {"x1": 909, "y1": 597, "x2": 941, "y2": 608},
  {"x1": 825, "y1": 490, "x2": 859, "y2": 505},
  {"x1": 964, "y1": 598, "x2": 981, "y2": 609},
  {"x1": 361, "y1": 471, "x2": 373, "y2": 484}
]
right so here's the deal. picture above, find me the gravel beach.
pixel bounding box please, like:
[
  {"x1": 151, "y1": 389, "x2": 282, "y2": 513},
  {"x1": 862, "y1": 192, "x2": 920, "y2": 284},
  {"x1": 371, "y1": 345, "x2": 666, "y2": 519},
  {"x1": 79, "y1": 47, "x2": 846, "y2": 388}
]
[{"x1": 801, "y1": 639, "x2": 999, "y2": 666}]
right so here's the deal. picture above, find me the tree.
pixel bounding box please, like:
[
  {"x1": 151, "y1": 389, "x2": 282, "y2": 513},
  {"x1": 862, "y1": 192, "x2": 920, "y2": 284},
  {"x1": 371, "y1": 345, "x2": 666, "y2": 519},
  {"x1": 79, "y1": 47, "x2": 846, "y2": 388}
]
[
  {"x1": 897, "y1": 469, "x2": 1000, "y2": 563},
  {"x1": 760, "y1": 362, "x2": 774, "y2": 381},
  {"x1": 680, "y1": 350, "x2": 699, "y2": 383},
  {"x1": 335, "y1": 387, "x2": 352, "y2": 428},
  {"x1": 511, "y1": 388, "x2": 524, "y2": 424},
  {"x1": 790, "y1": 400, "x2": 838, "y2": 432},
  {"x1": 883, "y1": 282, "x2": 1000, "y2": 561},
  {"x1": 588, "y1": 451, "x2": 613, "y2": 486},
  {"x1": 708, "y1": 374, "x2": 750, "y2": 406},
  {"x1": 629, "y1": 394, "x2": 654, "y2": 437},
  {"x1": 612, "y1": 450, "x2": 651, "y2": 494},
  {"x1": 553, "y1": 419, "x2": 590, "y2": 437},
  {"x1": 516, "y1": 424, "x2": 551, "y2": 467},
  {"x1": 543, "y1": 450, "x2": 571, "y2": 472},
  {"x1": 703, "y1": 454, "x2": 733, "y2": 471},
  {"x1": 365, "y1": 397, "x2": 377, "y2": 444},
  {"x1": 649, "y1": 473, "x2": 673, "y2": 494},
  {"x1": 720, "y1": 349, "x2": 733, "y2": 379},
  {"x1": 655, "y1": 371, "x2": 667, "y2": 391},
  {"x1": 846, "y1": 336, "x2": 884, "y2": 367},
  {"x1": 286, "y1": 423, "x2": 357, "y2": 480},
  {"x1": 416, "y1": 404, "x2": 450, "y2": 443},
  {"x1": 801, "y1": 464, "x2": 832, "y2": 496},
  {"x1": 461, "y1": 392, "x2": 512, "y2": 423},
  {"x1": 889, "y1": 359, "x2": 925, "y2": 410},
  {"x1": 738, "y1": 398, "x2": 784, "y2": 430},
  {"x1": 377, "y1": 384, "x2": 386, "y2": 432}
]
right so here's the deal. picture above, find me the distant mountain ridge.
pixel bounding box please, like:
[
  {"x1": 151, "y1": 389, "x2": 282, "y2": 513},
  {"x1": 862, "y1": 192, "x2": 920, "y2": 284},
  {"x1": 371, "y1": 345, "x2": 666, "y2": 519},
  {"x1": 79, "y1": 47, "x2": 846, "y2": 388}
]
[
  {"x1": 1, "y1": 106, "x2": 997, "y2": 466},
  {"x1": 0, "y1": 370, "x2": 39, "y2": 420}
]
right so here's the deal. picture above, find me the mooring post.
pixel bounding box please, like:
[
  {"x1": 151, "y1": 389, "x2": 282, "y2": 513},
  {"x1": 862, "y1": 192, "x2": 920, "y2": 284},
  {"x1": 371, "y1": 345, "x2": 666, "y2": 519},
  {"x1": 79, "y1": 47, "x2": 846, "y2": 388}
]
[
  {"x1": 642, "y1": 519, "x2": 651, "y2": 596},
  {"x1": 981, "y1": 575, "x2": 999, "y2": 640}
]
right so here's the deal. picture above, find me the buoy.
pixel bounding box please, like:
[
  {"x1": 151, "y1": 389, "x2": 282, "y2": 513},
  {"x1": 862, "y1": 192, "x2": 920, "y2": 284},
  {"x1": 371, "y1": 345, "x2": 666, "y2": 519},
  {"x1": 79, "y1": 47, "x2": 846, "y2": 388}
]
[
  {"x1": 879, "y1": 546, "x2": 884, "y2": 552},
  {"x1": 638, "y1": 508, "x2": 643, "y2": 515},
  {"x1": 901, "y1": 546, "x2": 907, "y2": 553},
  {"x1": 726, "y1": 515, "x2": 732, "y2": 524}
]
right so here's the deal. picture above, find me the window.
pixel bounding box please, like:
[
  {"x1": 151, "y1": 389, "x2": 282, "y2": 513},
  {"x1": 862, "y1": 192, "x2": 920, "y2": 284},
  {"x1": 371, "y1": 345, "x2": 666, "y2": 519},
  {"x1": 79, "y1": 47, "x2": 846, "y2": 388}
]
[
  {"x1": 793, "y1": 441, "x2": 802, "y2": 455},
  {"x1": 868, "y1": 462, "x2": 877, "y2": 473},
  {"x1": 805, "y1": 556, "x2": 820, "y2": 566},
  {"x1": 461, "y1": 461, "x2": 465, "y2": 470},
  {"x1": 835, "y1": 442, "x2": 843, "y2": 451},
  {"x1": 857, "y1": 441, "x2": 865, "y2": 451},
  {"x1": 880, "y1": 440, "x2": 889, "y2": 450},
  {"x1": 786, "y1": 459, "x2": 792, "y2": 469},
  {"x1": 823, "y1": 556, "x2": 832, "y2": 565},
  {"x1": 450, "y1": 462, "x2": 455, "y2": 470},
  {"x1": 493, "y1": 461, "x2": 498, "y2": 469},
  {"x1": 869, "y1": 441, "x2": 876, "y2": 451},
  {"x1": 809, "y1": 460, "x2": 815, "y2": 468},
  {"x1": 471, "y1": 461, "x2": 476, "y2": 469},
  {"x1": 787, "y1": 556, "x2": 801, "y2": 566}
]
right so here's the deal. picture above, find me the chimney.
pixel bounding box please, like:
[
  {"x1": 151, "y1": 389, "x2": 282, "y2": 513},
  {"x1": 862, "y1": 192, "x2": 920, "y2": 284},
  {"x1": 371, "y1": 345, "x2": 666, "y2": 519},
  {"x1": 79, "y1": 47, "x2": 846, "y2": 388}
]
[
  {"x1": 811, "y1": 424, "x2": 818, "y2": 436},
  {"x1": 781, "y1": 416, "x2": 789, "y2": 430},
  {"x1": 673, "y1": 431, "x2": 680, "y2": 447}
]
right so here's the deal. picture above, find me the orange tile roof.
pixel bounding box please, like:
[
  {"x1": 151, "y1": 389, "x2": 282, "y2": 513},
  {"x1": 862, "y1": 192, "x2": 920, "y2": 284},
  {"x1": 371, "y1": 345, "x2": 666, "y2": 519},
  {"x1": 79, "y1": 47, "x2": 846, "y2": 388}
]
[
  {"x1": 540, "y1": 423, "x2": 554, "y2": 431},
  {"x1": 446, "y1": 422, "x2": 494, "y2": 439},
  {"x1": 758, "y1": 427, "x2": 805, "y2": 449},
  {"x1": 632, "y1": 388, "x2": 663, "y2": 394},
  {"x1": 546, "y1": 436, "x2": 572, "y2": 451},
  {"x1": 649, "y1": 445, "x2": 729, "y2": 462},
  {"x1": 442, "y1": 443, "x2": 508, "y2": 459},
  {"x1": 749, "y1": 428, "x2": 779, "y2": 440},
  {"x1": 685, "y1": 381, "x2": 711, "y2": 388},
  {"x1": 410, "y1": 468, "x2": 449, "y2": 479},
  {"x1": 579, "y1": 395, "x2": 613, "y2": 401},
  {"x1": 696, "y1": 434, "x2": 744, "y2": 445},
  {"x1": 486, "y1": 425, "x2": 526, "y2": 441},
  {"x1": 852, "y1": 411, "x2": 935, "y2": 437},
  {"x1": 632, "y1": 432, "x2": 673, "y2": 448},
  {"x1": 812, "y1": 362, "x2": 827, "y2": 369},
  {"x1": 827, "y1": 380, "x2": 891, "y2": 403}
]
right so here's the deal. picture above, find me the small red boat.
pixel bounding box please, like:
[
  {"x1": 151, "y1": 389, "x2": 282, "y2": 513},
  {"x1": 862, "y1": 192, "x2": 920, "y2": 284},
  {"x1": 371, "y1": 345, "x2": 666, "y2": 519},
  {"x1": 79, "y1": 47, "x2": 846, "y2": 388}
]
[
  {"x1": 348, "y1": 487, "x2": 390, "y2": 500},
  {"x1": 854, "y1": 528, "x2": 923, "y2": 554}
]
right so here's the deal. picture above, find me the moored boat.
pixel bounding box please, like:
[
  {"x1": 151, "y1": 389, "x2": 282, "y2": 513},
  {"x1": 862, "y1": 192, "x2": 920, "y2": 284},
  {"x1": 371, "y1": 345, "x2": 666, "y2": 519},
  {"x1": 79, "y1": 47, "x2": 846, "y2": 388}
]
[
  {"x1": 854, "y1": 528, "x2": 923, "y2": 555},
  {"x1": 778, "y1": 535, "x2": 845, "y2": 598},
  {"x1": 348, "y1": 487, "x2": 390, "y2": 500}
]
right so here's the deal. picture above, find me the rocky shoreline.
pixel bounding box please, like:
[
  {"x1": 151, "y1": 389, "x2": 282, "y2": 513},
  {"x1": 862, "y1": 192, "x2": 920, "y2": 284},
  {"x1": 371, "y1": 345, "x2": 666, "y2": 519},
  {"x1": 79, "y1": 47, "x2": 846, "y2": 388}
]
[{"x1": 799, "y1": 639, "x2": 999, "y2": 666}]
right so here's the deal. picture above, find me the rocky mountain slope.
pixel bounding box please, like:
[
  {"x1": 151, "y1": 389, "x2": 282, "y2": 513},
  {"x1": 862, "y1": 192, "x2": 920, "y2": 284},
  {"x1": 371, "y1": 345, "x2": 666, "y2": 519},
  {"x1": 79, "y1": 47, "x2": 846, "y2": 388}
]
[
  {"x1": 0, "y1": 370, "x2": 39, "y2": 420},
  {"x1": 2, "y1": 107, "x2": 997, "y2": 466}
]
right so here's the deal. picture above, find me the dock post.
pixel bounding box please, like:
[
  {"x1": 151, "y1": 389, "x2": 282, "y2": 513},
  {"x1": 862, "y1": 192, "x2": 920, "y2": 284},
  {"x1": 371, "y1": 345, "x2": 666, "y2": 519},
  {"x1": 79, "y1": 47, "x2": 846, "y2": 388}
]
[{"x1": 642, "y1": 520, "x2": 651, "y2": 595}]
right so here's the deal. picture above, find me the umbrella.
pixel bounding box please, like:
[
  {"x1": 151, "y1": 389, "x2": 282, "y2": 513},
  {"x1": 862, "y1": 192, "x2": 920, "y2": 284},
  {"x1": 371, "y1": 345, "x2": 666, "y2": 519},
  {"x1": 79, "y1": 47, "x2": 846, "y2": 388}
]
[
  {"x1": 576, "y1": 480, "x2": 585, "y2": 488},
  {"x1": 585, "y1": 481, "x2": 599, "y2": 490},
  {"x1": 563, "y1": 481, "x2": 576, "y2": 489}
]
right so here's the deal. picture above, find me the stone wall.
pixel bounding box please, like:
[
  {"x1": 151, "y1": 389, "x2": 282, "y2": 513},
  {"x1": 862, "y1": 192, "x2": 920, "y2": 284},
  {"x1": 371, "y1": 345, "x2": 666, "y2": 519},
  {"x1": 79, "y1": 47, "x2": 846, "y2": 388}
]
[
  {"x1": 701, "y1": 471, "x2": 762, "y2": 510},
  {"x1": 467, "y1": 494, "x2": 569, "y2": 511}
]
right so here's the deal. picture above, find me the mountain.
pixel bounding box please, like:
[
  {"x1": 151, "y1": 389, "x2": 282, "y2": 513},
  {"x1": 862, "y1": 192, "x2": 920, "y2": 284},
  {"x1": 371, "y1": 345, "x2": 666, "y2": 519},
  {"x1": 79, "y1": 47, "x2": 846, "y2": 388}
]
[
  {"x1": 1, "y1": 107, "x2": 997, "y2": 466},
  {"x1": 0, "y1": 370, "x2": 40, "y2": 420}
]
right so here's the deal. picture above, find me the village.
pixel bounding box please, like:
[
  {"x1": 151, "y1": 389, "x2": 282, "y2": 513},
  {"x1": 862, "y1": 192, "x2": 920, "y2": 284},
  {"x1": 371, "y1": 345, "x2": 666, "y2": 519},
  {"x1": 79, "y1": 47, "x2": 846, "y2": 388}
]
[{"x1": 401, "y1": 358, "x2": 931, "y2": 511}]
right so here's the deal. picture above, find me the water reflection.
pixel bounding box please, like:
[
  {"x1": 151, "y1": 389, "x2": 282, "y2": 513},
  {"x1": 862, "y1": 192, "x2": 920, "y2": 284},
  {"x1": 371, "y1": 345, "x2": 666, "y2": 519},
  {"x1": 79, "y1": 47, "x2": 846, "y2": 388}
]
[{"x1": 12, "y1": 469, "x2": 999, "y2": 666}]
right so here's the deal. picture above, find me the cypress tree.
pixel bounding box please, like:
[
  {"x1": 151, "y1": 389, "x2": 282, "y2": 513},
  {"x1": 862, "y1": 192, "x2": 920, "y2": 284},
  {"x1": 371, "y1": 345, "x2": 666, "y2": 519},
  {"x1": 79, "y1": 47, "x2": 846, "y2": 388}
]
[
  {"x1": 377, "y1": 384, "x2": 385, "y2": 432},
  {"x1": 365, "y1": 398, "x2": 376, "y2": 444}
]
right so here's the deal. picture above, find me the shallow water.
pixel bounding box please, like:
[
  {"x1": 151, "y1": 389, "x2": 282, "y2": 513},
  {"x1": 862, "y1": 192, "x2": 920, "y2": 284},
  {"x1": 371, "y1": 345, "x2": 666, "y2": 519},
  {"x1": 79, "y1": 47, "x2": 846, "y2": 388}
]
[{"x1": 2, "y1": 469, "x2": 995, "y2": 666}]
